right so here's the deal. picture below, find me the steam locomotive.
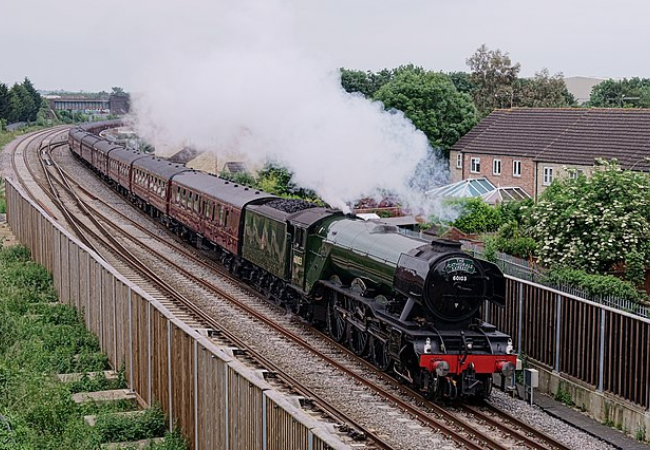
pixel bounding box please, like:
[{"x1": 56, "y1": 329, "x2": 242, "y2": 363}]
[{"x1": 68, "y1": 123, "x2": 516, "y2": 400}]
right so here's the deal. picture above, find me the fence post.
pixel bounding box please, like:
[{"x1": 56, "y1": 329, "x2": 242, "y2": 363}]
[
  {"x1": 194, "y1": 340, "x2": 199, "y2": 450},
  {"x1": 598, "y1": 308, "x2": 605, "y2": 392},
  {"x1": 262, "y1": 394, "x2": 267, "y2": 450},
  {"x1": 517, "y1": 283, "x2": 523, "y2": 353},
  {"x1": 99, "y1": 268, "x2": 103, "y2": 343},
  {"x1": 555, "y1": 294, "x2": 562, "y2": 373},
  {"x1": 147, "y1": 302, "x2": 152, "y2": 404},
  {"x1": 225, "y1": 364, "x2": 229, "y2": 450},
  {"x1": 113, "y1": 277, "x2": 117, "y2": 363},
  {"x1": 128, "y1": 288, "x2": 134, "y2": 391},
  {"x1": 167, "y1": 320, "x2": 173, "y2": 431}
]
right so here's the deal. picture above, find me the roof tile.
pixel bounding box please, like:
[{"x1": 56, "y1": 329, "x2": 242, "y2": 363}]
[{"x1": 452, "y1": 108, "x2": 650, "y2": 171}]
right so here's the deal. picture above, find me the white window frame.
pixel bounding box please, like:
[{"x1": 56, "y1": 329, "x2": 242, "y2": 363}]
[
  {"x1": 570, "y1": 169, "x2": 584, "y2": 180},
  {"x1": 513, "y1": 160, "x2": 521, "y2": 177},
  {"x1": 493, "y1": 159, "x2": 502, "y2": 175},
  {"x1": 470, "y1": 157, "x2": 481, "y2": 173},
  {"x1": 543, "y1": 167, "x2": 554, "y2": 186},
  {"x1": 456, "y1": 153, "x2": 462, "y2": 169}
]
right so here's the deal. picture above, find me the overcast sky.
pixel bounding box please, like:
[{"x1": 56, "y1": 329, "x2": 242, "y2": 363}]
[{"x1": 1, "y1": 0, "x2": 649, "y2": 92}]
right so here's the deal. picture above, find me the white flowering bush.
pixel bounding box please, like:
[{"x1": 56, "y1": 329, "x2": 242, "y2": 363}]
[{"x1": 531, "y1": 161, "x2": 650, "y2": 278}]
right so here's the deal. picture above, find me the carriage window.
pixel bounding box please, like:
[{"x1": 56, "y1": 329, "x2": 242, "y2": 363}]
[
  {"x1": 193, "y1": 194, "x2": 200, "y2": 212},
  {"x1": 219, "y1": 207, "x2": 225, "y2": 226},
  {"x1": 176, "y1": 187, "x2": 181, "y2": 203},
  {"x1": 211, "y1": 203, "x2": 216, "y2": 221},
  {"x1": 224, "y1": 209, "x2": 229, "y2": 227},
  {"x1": 204, "y1": 202, "x2": 211, "y2": 218}
]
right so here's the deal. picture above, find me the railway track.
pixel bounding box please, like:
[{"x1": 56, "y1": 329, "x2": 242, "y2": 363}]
[
  {"x1": 42, "y1": 134, "x2": 577, "y2": 450},
  {"x1": 5, "y1": 127, "x2": 577, "y2": 449},
  {"x1": 25, "y1": 132, "x2": 394, "y2": 448}
]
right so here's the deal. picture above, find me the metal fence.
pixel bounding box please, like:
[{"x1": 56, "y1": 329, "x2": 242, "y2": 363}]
[{"x1": 466, "y1": 244, "x2": 650, "y2": 319}]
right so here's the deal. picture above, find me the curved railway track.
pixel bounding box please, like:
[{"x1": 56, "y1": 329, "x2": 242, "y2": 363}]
[{"x1": 8, "y1": 127, "x2": 575, "y2": 449}]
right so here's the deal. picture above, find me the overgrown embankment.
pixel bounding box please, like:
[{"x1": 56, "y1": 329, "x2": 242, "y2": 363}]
[{"x1": 0, "y1": 245, "x2": 186, "y2": 449}]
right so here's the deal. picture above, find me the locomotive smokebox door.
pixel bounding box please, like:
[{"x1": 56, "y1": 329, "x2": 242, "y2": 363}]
[{"x1": 290, "y1": 226, "x2": 306, "y2": 287}]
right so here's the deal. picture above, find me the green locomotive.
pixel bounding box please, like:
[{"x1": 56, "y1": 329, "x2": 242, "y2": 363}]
[{"x1": 240, "y1": 199, "x2": 516, "y2": 400}]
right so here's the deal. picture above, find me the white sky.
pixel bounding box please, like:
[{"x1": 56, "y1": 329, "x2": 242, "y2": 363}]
[{"x1": 1, "y1": 0, "x2": 648, "y2": 92}]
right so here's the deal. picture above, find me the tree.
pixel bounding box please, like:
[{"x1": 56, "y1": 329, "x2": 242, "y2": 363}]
[
  {"x1": 515, "y1": 69, "x2": 575, "y2": 108},
  {"x1": 373, "y1": 68, "x2": 478, "y2": 151},
  {"x1": 447, "y1": 71, "x2": 476, "y2": 95},
  {"x1": 450, "y1": 197, "x2": 502, "y2": 233},
  {"x1": 587, "y1": 78, "x2": 650, "y2": 108},
  {"x1": 7, "y1": 85, "x2": 25, "y2": 123},
  {"x1": 256, "y1": 164, "x2": 296, "y2": 196},
  {"x1": 21, "y1": 77, "x2": 42, "y2": 121},
  {"x1": 340, "y1": 68, "x2": 399, "y2": 98},
  {"x1": 466, "y1": 44, "x2": 521, "y2": 115},
  {"x1": 0, "y1": 83, "x2": 10, "y2": 121},
  {"x1": 530, "y1": 161, "x2": 650, "y2": 277}
]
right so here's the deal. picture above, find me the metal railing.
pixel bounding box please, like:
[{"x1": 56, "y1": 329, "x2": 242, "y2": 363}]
[{"x1": 465, "y1": 244, "x2": 650, "y2": 319}]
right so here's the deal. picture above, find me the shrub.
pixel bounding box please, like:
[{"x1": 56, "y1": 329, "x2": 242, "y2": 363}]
[
  {"x1": 544, "y1": 267, "x2": 648, "y2": 304},
  {"x1": 450, "y1": 197, "x2": 502, "y2": 233},
  {"x1": 531, "y1": 161, "x2": 650, "y2": 273}
]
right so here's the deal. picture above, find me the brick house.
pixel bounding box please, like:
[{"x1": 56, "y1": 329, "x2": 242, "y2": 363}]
[{"x1": 450, "y1": 108, "x2": 650, "y2": 199}]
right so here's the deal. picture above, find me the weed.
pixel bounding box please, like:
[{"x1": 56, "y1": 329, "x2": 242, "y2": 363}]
[
  {"x1": 635, "y1": 425, "x2": 646, "y2": 442},
  {"x1": 67, "y1": 371, "x2": 114, "y2": 395},
  {"x1": 95, "y1": 404, "x2": 166, "y2": 443},
  {"x1": 117, "y1": 362, "x2": 127, "y2": 389},
  {"x1": 554, "y1": 385, "x2": 574, "y2": 407},
  {"x1": 602, "y1": 402, "x2": 614, "y2": 427}
]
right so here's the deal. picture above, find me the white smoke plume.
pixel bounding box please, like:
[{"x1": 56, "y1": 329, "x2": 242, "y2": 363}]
[{"x1": 129, "y1": 0, "x2": 450, "y2": 217}]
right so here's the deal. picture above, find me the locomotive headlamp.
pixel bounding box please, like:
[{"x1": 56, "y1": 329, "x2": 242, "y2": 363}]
[
  {"x1": 506, "y1": 338, "x2": 513, "y2": 355},
  {"x1": 434, "y1": 360, "x2": 450, "y2": 377},
  {"x1": 424, "y1": 338, "x2": 432, "y2": 354},
  {"x1": 465, "y1": 339, "x2": 473, "y2": 351},
  {"x1": 497, "y1": 361, "x2": 515, "y2": 377}
]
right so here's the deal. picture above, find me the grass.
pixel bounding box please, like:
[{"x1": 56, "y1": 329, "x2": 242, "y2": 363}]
[{"x1": 0, "y1": 245, "x2": 187, "y2": 449}]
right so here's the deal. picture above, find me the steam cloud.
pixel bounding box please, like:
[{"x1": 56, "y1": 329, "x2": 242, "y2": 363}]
[{"x1": 129, "y1": 0, "x2": 450, "y2": 217}]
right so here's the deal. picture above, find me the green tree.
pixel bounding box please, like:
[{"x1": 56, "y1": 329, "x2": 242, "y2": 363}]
[
  {"x1": 0, "y1": 83, "x2": 10, "y2": 121},
  {"x1": 515, "y1": 69, "x2": 575, "y2": 107},
  {"x1": 450, "y1": 197, "x2": 503, "y2": 233},
  {"x1": 447, "y1": 71, "x2": 476, "y2": 95},
  {"x1": 373, "y1": 68, "x2": 478, "y2": 151},
  {"x1": 111, "y1": 86, "x2": 126, "y2": 96},
  {"x1": 466, "y1": 44, "x2": 521, "y2": 115},
  {"x1": 530, "y1": 161, "x2": 650, "y2": 274},
  {"x1": 7, "y1": 86, "x2": 24, "y2": 123},
  {"x1": 256, "y1": 164, "x2": 296, "y2": 196},
  {"x1": 340, "y1": 68, "x2": 395, "y2": 97},
  {"x1": 21, "y1": 77, "x2": 42, "y2": 121},
  {"x1": 587, "y1": 78, "x2": 650, "y2": 108}
]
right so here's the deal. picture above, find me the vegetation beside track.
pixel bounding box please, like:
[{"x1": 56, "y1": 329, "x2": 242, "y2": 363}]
[{"x1": 0, "y1": 244, "x2": 186, "y2": 449}]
